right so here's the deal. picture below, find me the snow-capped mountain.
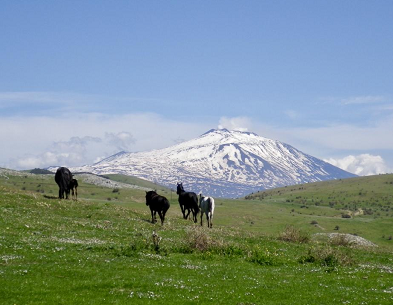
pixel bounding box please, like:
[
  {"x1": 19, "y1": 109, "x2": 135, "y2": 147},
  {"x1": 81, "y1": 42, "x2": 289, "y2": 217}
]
[{"x1": 69, "y1": 129, "x2": 356, "y2": 198}]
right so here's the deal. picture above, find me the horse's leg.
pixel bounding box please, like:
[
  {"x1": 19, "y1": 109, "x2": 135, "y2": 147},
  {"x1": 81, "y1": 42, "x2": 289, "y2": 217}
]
[
  {"x1": 182, "y1": 206, "x2": 187, "y2": 219},
  {"x1": 179, "y1": 204, "x2": 185, "y2": 219},
  {"x1": 158, "y1": 211, "x2": 164, "y2": 225},
  {"x1": 150, "y1": 209, "x2": 155, "y2": 223},
  {"x1": 185, "y1": 208, "x2": 191, "y2": 220},
  {"x1": 200, "y1": 211, "x2": 203, "y2": 226},
  {"x1": 75, "y1": 186, "x2": 77, "y2": 200}
]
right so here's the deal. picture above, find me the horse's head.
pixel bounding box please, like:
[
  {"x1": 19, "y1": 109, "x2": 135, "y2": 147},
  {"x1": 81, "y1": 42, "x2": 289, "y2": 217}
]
[
  {"x1": 145, "y1": 191, "x2": 156, "y2": 205},
  {"x1": 176, "y1": 183, "x2": 184, "y2": 194}
]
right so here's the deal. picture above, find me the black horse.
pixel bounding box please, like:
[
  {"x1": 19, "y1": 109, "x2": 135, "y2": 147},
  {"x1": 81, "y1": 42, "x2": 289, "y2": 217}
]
[
  {"x1": 145, "y1": 191, "x2": 170, "y2": 225},
  {"x1": 176, "y1": 183, "x2": 199, "y2": 223},
  {"x1": 55, "y1": 167, "x2": 73, "y2": 199}
]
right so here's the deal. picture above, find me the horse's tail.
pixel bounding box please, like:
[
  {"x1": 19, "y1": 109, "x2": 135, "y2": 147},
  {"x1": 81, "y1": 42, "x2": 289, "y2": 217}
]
[
  {"x1": 164, "y1": 197, "x2": 170, "y2": 212},
  {"x1": 193, "y1": 194, "x2": 200, "y2": 214},
  {"x1": 209, "y1": 197, "x2": 215, "y2": 214}
]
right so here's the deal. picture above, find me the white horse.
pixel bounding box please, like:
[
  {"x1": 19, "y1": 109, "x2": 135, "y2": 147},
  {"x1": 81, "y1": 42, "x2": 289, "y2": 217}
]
[{"x1": 199, "y1": 194, "x2": 215, "y2": 228}]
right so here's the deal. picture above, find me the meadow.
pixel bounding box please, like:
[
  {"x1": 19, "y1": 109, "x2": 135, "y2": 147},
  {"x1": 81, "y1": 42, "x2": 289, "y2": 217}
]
[{"x1": 1, "y1": 169, "x2": 392, "y2": 304}]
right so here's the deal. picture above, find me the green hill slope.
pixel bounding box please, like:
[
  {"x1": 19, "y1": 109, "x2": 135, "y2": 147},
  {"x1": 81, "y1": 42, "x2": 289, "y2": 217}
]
[{"x1": 1, "y1": 169, "x2": 392, "y2": 304}]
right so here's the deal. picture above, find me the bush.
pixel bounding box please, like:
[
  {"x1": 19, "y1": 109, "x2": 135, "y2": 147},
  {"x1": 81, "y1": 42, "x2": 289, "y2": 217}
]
[
  {"x1": 278, "y1": 225, "x2": 310, "y2": 243},
  {"x1": 330, "y1": 234, "x2": 352, "y2": 247},
  {"x1": 299, "y1": 245, "x2": 353, "y2": 268},
  {"x1": 247, "y1": 246, "x2": 278, "y2": 266},
  {"x1": 177, "y1": 227, "x2": 246, "y2": 257},
  {"x1": 177, "y1": 227, "x2": 219, "y2": 253}
]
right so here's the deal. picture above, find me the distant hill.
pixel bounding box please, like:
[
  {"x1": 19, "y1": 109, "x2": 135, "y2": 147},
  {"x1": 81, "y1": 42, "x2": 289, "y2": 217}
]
[
  {"x1": 245, "y1": 173, "x2": 393, "y2": 218},
  {"x1": 28, "y1": 168, "x2": 54, "y2": 175},
  {"x1": 99, "y1": 174, "x2": 170, "y2": 192},
  {"x1": 67, "y1": 129, "x2": 356, "y2": 198}
]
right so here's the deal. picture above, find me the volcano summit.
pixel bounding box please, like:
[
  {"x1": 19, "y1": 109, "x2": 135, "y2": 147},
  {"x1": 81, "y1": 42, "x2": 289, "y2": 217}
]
[{"x1": 71, "y1": 129, "x2": 356, "y2": 198}]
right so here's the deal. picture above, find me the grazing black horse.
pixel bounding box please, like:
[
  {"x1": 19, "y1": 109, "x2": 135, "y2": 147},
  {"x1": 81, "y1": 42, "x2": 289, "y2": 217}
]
[
  {"x1": 55, "y1": 167, "x2": 73, "y2": 199},
  {"x1": 176, "y1": 183, "x2": 199, "y2": 223},
  {"x1": 145, "y1": 191, "x2": 170, "y2": 225}
]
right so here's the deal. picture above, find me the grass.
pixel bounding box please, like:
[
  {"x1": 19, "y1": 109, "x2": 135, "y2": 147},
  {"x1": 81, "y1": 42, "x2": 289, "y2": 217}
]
[{"x1": 1, "y1": 170, "x2": 393, "y2": 304}]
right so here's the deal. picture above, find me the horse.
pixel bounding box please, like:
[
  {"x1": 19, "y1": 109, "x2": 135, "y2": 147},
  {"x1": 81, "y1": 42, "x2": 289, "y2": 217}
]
[
  {"x1": 145, "y1": 191, "x2": 170, "y2": 225},
  {"x1": 54, "y1": 167, "x2": 73, "y2": 199},
  {"x1": 69, "y1": 178, "x2": 78, "y2": 200},
  {"x1": 199, "y1": 194, "x2": 215, "y2": 228},
  {"x1": 176, "y1": 183, "x2": 199, "y2": 223}
]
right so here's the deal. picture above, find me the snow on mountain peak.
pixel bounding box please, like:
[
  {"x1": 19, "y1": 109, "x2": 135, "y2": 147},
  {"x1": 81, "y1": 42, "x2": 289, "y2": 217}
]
[{"x1": 71, "y1": 129, "x2": 356, "y2": 198}]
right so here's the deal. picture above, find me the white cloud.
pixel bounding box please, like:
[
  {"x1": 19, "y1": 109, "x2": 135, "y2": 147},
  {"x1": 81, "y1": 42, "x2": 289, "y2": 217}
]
[
  {"x1": 341, "y1": 95, "x2": 386, "y2": 105},
  {"x1": 0, "y1": 112, "x2": 208, "y2": 169},
  {"x1": 324, "y1": 154, "x2": 390, "y2": 176},
  {"x1": 218, "y1": 116, "x2": 251, "y2": 131},
  {"x1": 1, "y1": 109, "x2": 393, "y2": 175},
  {"x1": 104, "y1": 132, "x2": 135, "y2": 151}
]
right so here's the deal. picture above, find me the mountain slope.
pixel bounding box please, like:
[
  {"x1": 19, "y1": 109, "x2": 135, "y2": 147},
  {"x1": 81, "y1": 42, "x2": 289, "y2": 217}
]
[{"x1": 70, "y1": 129, "x2": 356, "y2": 198}]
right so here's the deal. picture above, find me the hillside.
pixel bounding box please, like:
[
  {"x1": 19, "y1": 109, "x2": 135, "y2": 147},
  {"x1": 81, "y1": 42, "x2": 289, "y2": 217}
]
[
  {"x1": 246, "y1": 174, "x2": 393, "y2": 218},
  {"x1": 1, "y1": 168, "x2": 393, "y2": 304},
  {"x1": 65, "y1": 129, "x2": 356, "y2": 198}
]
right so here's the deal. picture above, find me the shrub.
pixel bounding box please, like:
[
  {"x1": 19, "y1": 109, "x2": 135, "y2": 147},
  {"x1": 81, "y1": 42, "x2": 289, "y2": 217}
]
[
  {"x1": 247, "y1": 246, "x2": 278, "y2": 266},
  {"x1": 278, "y1": 225, "x2": 310, "y2": 243},
  {"x1": 152, "y1": 231, "x2": 162, "y2": 252},
  {"x1": 178, "y1": 227, "x2": 218, "y2": 253},
  {"x1": 114, "y1": 234, "x2": 150, "y2": 257},
  {"x1": 330, "y1": 234, "x2": 352, "y2": 247},
  {"x1": 299, "y1": 245, "x2": 353, "y2": 268},
  {"x1": 310, "y1": 220, "x2": 318, "y2": 225},
  {"x1": 217, "y1": 244, "x2": 244, "y2": 257}
]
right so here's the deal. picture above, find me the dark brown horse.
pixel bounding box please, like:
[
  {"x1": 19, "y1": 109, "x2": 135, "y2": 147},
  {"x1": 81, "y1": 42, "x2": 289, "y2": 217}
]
[
  {"x1": 55, "y1": 167, "x2": 73, "y2": 199},
  {"x1": 176, "y1": 183, "x2": 199, "y2": 223},
  {"x1": 145, "y1": 191, "x2": 170, "y2": 225}
]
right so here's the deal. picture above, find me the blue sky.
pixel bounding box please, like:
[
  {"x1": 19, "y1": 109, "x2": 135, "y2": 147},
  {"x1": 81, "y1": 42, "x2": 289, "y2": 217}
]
[{"x1": 1, "y1": 0, "x2": 393, "y2": 175}]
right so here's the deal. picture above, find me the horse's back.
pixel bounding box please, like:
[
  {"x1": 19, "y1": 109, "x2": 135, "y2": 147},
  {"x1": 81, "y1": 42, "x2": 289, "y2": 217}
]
[
  {"x1": 180, "y1": 192, "x2": 197, "y2": 205},
  {"x1": 202, "y1": 197, "x2": 215, "y2": 214},
  {"x1": 160, "y1": 196, "x2": 170, "y2": 211},
  {"x1": 146, "y1": 191, "x2": 170, "y2": 211}
]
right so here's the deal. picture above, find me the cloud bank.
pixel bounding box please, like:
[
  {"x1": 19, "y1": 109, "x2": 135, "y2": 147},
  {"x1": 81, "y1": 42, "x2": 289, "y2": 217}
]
[
  {"x1": 0, "y1": 112, "x2": 207, "y2": 169},
  {"x1": 1, "y1": 107, "x2": 392, "y2": 176},
  {"x1": 324, "y1": 154, "x2": 390, "y2": 176}
]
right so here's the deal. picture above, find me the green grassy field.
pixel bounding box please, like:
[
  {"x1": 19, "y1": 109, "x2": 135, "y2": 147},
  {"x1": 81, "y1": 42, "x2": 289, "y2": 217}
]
[{"x1": 1, "y1": 169, "x2": 392, "y2": 304}]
